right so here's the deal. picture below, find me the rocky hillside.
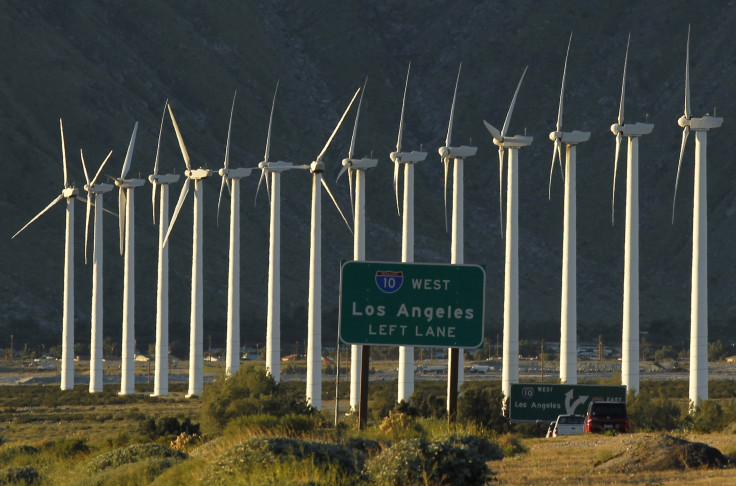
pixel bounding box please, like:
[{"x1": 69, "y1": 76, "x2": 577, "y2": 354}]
[{"x1": 2, "y1": 0, "x2": 736, "y2": 353}]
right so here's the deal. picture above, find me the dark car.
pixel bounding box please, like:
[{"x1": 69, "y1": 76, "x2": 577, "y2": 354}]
[{"x1": 583, "y1": 401, "x2": 629, "y2": 433}]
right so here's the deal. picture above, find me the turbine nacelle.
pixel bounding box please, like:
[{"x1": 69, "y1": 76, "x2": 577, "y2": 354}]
[
  {"x1": 114, "y1": 178, "x2": 146, "y2": 190},
  {"x1": 492, "y1": 135, "x2": 533, "y2": 149},
  {"x1": 62, "y1": 187, "x2": 80, "y2": 198},
  {"x1": 438, "y1": 145, "x2": 477, "y2": 160},
  {"x1": 84, "y1": 182, "x2": 114, "y2": 194},
  {"x1": 258, "y1": 161, "x2": 294, "y2": 172},
  {"x1": 149, "y1": 173, "x2": 180, "y2": 185},
  {"x1": 218, "y1": 167, "x2": 253, "y2": 179},
  {"x1": 185, "y1": 168, "x2": 212, "y2": 180},
  {"x1": 549, "y1": 130, "x2": 591, "y2": 145},
  {"x1": 683, "y1": 115, "x2": 723, "y2": 131},
  {"x1": 611, "y1": 122, "x2": 654, "y2": 137},
  {"x1": 310, "y1": 160, "x2": 325, "y2": 173},
  {"x1": 390, "y1": 151, "x2": 427, "y2": 164},
  {"x1": 341, "y1": 157, "x2": 378, "y2": 171}
]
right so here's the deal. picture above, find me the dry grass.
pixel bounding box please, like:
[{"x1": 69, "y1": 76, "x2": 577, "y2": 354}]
[{"x1": 494, "y1": 433, "x2": 736, "y2": 485}]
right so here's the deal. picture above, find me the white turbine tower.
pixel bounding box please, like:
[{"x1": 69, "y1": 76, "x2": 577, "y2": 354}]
[
  {"x1": 671, "y1": 27, "x2": 722, "y2": 410},
  {"x1": 113, "y1": 123, "x2": 145, "y2": 395},
  {"x1": 390, "y1": 63, "x2": 427, "y2": 404},
  {"x1": 483, "y1": 66, "x2": 533, "y2": 402},
  {"x1": 301, "y1": 88, "x2": 359, "y2": 409},
  {"x1": 164, "y1": 103, "x2": 213, "y2": 398},
  {"x1": 149, "y1": 101, "x2": 180, "y2": 397},
  {"x1": 256, "y1": 81, "x2": 302, "y2": 382},
  {"x1": 609, "y1": 35, "x2": 653, "y2": 395},
  {"x1": 438, "y1": 64, "x2": 477, "y2": 413},
  {"x1": 216, "y1": 91, "x2": 253, "y2": 377},
  {"x1": 13, "y1": 120, "x2": 79, "y2": 391},
  {"x1": 80, "y1": 148, "x2": 114, "y2": 393},
  {"x1": 336, "y1": 79, "x2": 378, "y2": 411},
  {"x1": 548, "y1": 34, "x2": 590, "y2": 385}
]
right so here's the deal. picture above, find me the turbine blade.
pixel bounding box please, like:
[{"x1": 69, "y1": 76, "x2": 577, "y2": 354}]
[
  {"x1": 119, "y1": 186, "x2": 126, "y2": 255},
  {"x1": 153, "y1": 100, "x2": 168, "y2": 177},
  {"x1": 255, "y1": 168, "x2": 266, "y2": 206},
  {"x1": 336, "y1": 163, "x2": 349, "y2": 182},
  {"x1": 151, "y1": 181, "x2": 158, "y2": 225},
  {"x1": 316, "y1": 87, "x2": 361, "y2": 163},
  {"x1": 13, "y1": 194, "x2": 65, "y2": 239},
  {"x1": 224, "y1": 90, "x2": 237, "y2": 170},
  {"x1": 84, "y1": 194, "x2": 92, "y2": 264},
  {"x1": 446, "y1": 63, "x2": 462, "y2": 147},
  {"x1": 348, "y1": 166, "x2": 355, "y2": 224},
  {"x1": 120, "y1": 121, "x2": 138, "y2": 180},
  {"x1": 348, "y1": 77, "x2": 368, "y2": 160},
  {"x1": 612, "y1": 132, "x2": 622, "y2": 225},
  {"x1": 393, "y1": 160, "x2": 401, "y2": 217},
  {"x1": 92, "y1": 151, "x2": 114, "y2": 187},
  {"x1": 684, "y1": 25, "x2": 691, "y2": 119},
  {"x1": 321, "y1": 176, "x2": 353, "y2": 235},
  {"x1": 217, "y1": 175, "x2": 226, "y2": 227},
  {"x1": 557, "y1": 140, "x2": 564, "y2": 182},
  {"x1": 618, "y1": 34, "x2": 629, "y2": 126},
  {"x1": 167, "y1": 104, "x2": 191, "y2": 170},
  {"x1": 557, "y1": 33, "x2": 573, "y2": 132},
  {"x1": 264, "y1": 81, "x2": 279, "y2": 163},
  {"x1": 672, "y1": 126, "x2": 690, "y2": 223},
  {"x1": 60, "y1": 119, "x2": 68, "y2": 187},
  {"x1": 501, "y1": 65, "x2": 528, "y2": 137},
  {"x1": 397, "y1": 62, "x2": 411, "y2": 153},
  {"x1": 498, "y1": 147, "x2": 505, "y2": 237},
  {"x1": 80, "y1": 149, "x2": 91, "y2": 186},
  {"x1": 443, "y1": 157, "x2": 449, "y2": 232},
  {"x1": 548, "y1": 141, "x2": 558, "y2": 200},
  {"x1": 483, "y1": 120, "x2": 501, "y2": 141},
  {"x1": 164, "y1": 177, "x2": 190, "y2": 246}
]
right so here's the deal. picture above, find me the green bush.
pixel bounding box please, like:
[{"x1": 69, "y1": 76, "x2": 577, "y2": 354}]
[
  {"x1": 84, "y1": 443, "x2": 185, "y2": 473},
  {"x1": 138, "y1": 416, "x2": 200, "y2": 441},
  {"x1": 77, "y1": 458, "x2": 180, "y2": 486},
  {"x1": 683, "y1": 399, "x2": 736, "y2": 433},
  {"x1": 224, "y1": 413, "x2": 324, "y2": 436},
  {"x1": 627, "y1": 390, "x2": 681, "y2": 432},
  {"x1": 457, "y1": 383, "x2": 510, "y2": 433},
  {"x1": 45, "y1": 437, "x2": 89, "y2": 458},
  {"x1": 402, "y1": 384, "x2": 446, "y2": 419},
  {"x1": 0, "y1": 445, "x2": 39, "y2": 465},
  {"x1": 201, "y1": 367, "x2": 314, "y2": 432},
  {"x1": 365, "y1": 437, "x2": 493, "y2": 486},
  {"x1": 0, "y1": 465, "x2": 39, "y2": 485}
]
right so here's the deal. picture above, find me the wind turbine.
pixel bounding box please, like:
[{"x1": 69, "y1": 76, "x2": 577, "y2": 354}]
[
  {"x1": 336, "y1": 79, "x2": 378, "y2": 412},
  {"x1": 163, "y1": 103, "x2": 213, "y2": 398},
  {"x1": 390, "y1": 63, "x2": 427, "y2": 405},
  {"x1": 548, "y1": 34, "x2": 590, "y2": 385},
  {"x1": 216, "y1": 91, "x2": 253, "y2": 377},
  {"x1": 671, "y1": 26, "x2": 722, "y2": 410},
  {"x1": 437, "y1": 63, "x2": 477, "y2": 414},
  {"x1": 149, "y1": 101, "x2": 180, "y2": 397},
  {"x1": 256, "y1": 81, "x2": 302, "y2": 383},
  {"x1": 112, "y1": 123, "x2": 145, "y2": 395},
  {"x1": 302, "y1": 88, "x2": 360, "y2": 409},
  {"x1": 80, "y1": 148, "x2": 114, "y2": 393},
  {"x1": 12, "y1": 119, "x2": 79, "y2": 391},
  {"x1": 609, "y1": 35, "x2": 653, "y2": 395},
  {"x1": 482, "y1": 66, "x2": 533, "y2": 402}
]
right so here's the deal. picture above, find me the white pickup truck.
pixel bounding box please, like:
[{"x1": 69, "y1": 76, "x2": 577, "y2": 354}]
[{"x1": 550, "y1": 414, "x2": 584, "y2": 437}]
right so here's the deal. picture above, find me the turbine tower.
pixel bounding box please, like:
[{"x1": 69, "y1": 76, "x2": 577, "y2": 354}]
[
  {"x1": 113, "y1": 123, "x2": 145, "y2": 395},
  {"x1": 149, "y1": 101, "x2": 180, "y2": 397},
  {"x1": 671, "y1": 27, "x2": 722, "y2": 409},
  {"x1": 609, "y1": 35, "x2": 653, "y2": 394},
  {"x1": 390, "y1": 63, "x2": 427, "y2": 404},
  {"x1": 216, "y1": 91, "x2": 253, "y2": 377},
  {"x1": 336, "y1": 79, "x2": 378, "y2": 411},
  {"x1": 483, "y1": 66, "x2": 533, "y2": 402},
  {"x1": 13, "y1": 120, "x2": 79, "y2": 391},
  {"x1": 300, "y1": 88, "x2": 359, "y2": 409},
  {"x1": 438, "y1": 64, "x2": 477, "y2": 413},
  {"x1": 80, "y1": 149, "x2": 114, "y2": 393},
  {"x1": 164, "y1": 103, "x2": 213, "y2": 398},
  {"x1": 256, "y1": 81, "x2": 301, "y2": 383},
  {"x1": 548, "y1": 34, "x2": 590, "y2": 385}
]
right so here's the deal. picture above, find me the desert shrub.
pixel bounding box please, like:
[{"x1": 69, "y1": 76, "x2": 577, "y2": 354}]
[
  {"x1": 627, "y1": 390, "x2": 681, "y2": 432},
  {"x1": 210, "y1": 437, "x2": 362, "y2": 484},
  {"x1": 684, "y1": 399, "x2": 736, "y2": 433},
  {"x1": 369, "y1": 381, "x2": 400, "y2": 420},
  {"x1": 379, "y1": 411, "x2": 424, "y2": 441},
  {"x1": 365, "y1": 437, "x2": 492, "y2": 486},
  {"x1": 402, "y1": 384, "x2": 446, "y2": 419},
  {"x1": 457, "y1": 383, "x2": 510, "y2": 433},
  {"x1": 84, "y1": 443, "x2": 185, "y2": 473},
  {"x1": 0, "y1": 465, "x2": 39, "y2": 485},
  {"x1": 138, "y1": 416, "x2": 200, "y2": 442},
  {"x1": 224, "y1": 413, "x2": 324, "y2": 436},
  {"x1": 443, "y1": 434, "x2": 504, "y2": 461},
  {"x1": 0, "y1": 445, "x2": 39, "y2": 465},
  {"x1": 345, "y1": 438, "x2": 382, "y2": 457},
  {"x1": 497, "y1": 433, "x2": 526, "y2": 457},
  {"x1": 201, "y1": 367, "x2": 314, "y2": 432},
  {"x1": 170, "y1": 432, "x2": 203, "y2": 453},
  {"x1": 77, "y1": 457, "x2": 179, "y2": 486},
  {"x1": 45, "y1": 437, "x2": 89, "y2": 458}
]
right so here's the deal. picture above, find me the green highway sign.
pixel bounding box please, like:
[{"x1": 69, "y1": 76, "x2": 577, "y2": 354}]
[
  {"x1": 509, "y1": 383, "x2": 627, "y2": 423},
  {"x1": 338, "y1": 261, "x2": 485, "y2": 347}
]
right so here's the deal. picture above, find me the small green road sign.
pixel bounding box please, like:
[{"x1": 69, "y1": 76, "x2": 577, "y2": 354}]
[
  {"x1": 339, "y1": 261, "x2": 485, "y2": 347},
  {"x1": 509, "y1": 383, "x2": 627, "y2": 423}
]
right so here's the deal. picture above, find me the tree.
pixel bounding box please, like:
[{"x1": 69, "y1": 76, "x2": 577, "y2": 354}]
[{"x1": 708, "y1": 340, "x2": 728, "y2": 362}]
